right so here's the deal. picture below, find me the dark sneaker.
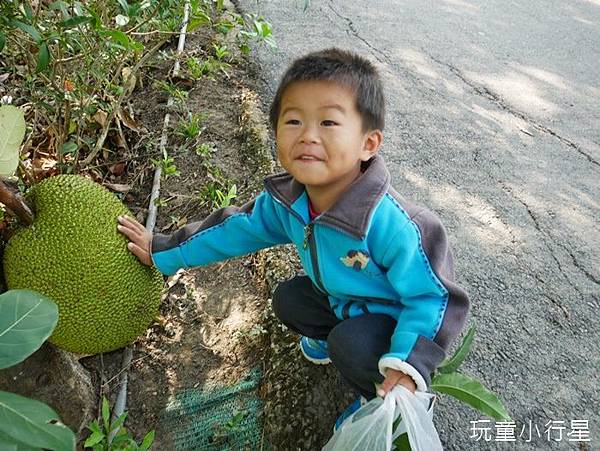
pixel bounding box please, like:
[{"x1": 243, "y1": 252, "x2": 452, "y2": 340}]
[
  {"x1": 299, "y1": 336, "x2": 331, "y2": 365},
  {"x1": 334, "y1": 396, "x2": 368, "y2": 431}
]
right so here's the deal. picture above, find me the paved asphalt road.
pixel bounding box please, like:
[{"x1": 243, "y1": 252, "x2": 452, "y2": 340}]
[{"x1": 235, "y1": 1, "x2": 600, "y2": 449}]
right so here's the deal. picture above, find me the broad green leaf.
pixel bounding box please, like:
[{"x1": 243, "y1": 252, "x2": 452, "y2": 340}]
[
  {"x1": 437, "y1": 323, "x2": 476, "y2": 374},
  {"x1": 0, "y1": 105, "x2": 26, "y2": 176},
  {"x1": 0, "y1": 31, "x2": 6, "y2": 53},
  {"x1": 0, "y1": 391, "x2": 75, "y2": 451},
  {"x1": 0, "y1": 429, "x2": 44, "y2": 450},
  {"x1": 0, "y1": 430, "x2": 19, "y2": 451},
  {"x1": 0, "y1": 430, "x2": 41, "y2": 450},
  {"x1": 0, "y1": 290, "x2": 58, "y2": 369},
  {"x1": 139, "y1": 430, "x2": 155, "y2": 451},
  {"x1": 431, "y1": 372, "x2": 511, "y2": 421},
  {"x1": 36, "y1": 42, "x2": 50, "y2": 72},
  {"x1": 9, "y1": 20, "x2": 42, "y2": 44}
]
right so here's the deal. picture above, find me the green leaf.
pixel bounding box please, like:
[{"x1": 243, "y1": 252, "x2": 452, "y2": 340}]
[
  {"x1": 58, "y1": 141, "x2": 78, "y2": 156},
  {"x1": 0, "y1": 105, "x2": 26, "y2": 176},
  {"x1": 139, "y1": 430, "x2": 155, "y2": 451},
  {"x1": 36, "y1": 42, "x2": 50, "y2": 72},
  {"x1": 437, "y1": 323, "x2": 476, "y2": 374},
  {"x1": 0, "y1": 429, "x2": 40, "y2": 450},
  {"x1": 9, "y1": 20, "x2": 42, "y2": 44},
  {"x1": 83, "y1": 430, "x2": 104, "y2": 447},
  {"x1": 0, "y1": 31, "x2": 6, "y2": 53},
  {"x1": 392, "y1": 433, "x2": 411, "y2": 451},
  {"x1": 0, "y1": 430, "x2": 20, "y2": 451},
  {"x1": 109, "y1": 412, "x2": 128, "y2": 433},
  {"x1": 22, "y1": 4, "x2": 34, "y2": 21},
  {"x1": 101, "y1": 397, "x2": 110, "y2": 433},
  {"x1": 188, "y1": 14, "x2": 211, "y2": 32},
  {"x1": 0, "y1": 390, "x2": 76, "y2": 451},
  {"x1": 110, "y1": 431, "x2": 131, "y2": 446},
  {"x1": 430, "y1": 372, "x2": 511, "y2": 421},
  {"x1": 0, "y1": 290, "x2": 58, "y2": 369},
  {"x1": 104, "y1": 30, "x2": 130, "y2": 49},
  {"x1": 59, "y1": 16, "x2": 91, "y2": 29},
  {"x1": 87, "y1": 420, "x2": 102, "y2": 435}
]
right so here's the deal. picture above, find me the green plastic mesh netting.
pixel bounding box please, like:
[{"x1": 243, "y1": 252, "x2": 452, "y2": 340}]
[{"x1": 163, "y1": 369, "x2": 266, "y2": 450}]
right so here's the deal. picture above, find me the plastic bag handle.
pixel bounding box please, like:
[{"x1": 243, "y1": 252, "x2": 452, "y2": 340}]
[{"x1": 392, "y1": 386, "x2": 443, "y2": 451}]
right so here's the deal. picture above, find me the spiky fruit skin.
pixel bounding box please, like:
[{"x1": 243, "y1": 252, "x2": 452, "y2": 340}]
[{"x1": 3, "y1": 175, "x2": 163, "y2": 354}]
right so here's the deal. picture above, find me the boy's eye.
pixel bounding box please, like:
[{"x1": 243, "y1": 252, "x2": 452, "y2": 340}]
[
  {"x1": 285, "y1": 119, "x2": 301, "y2": 125},
  {"x1": 321, "y1": 120, "x2": 338, "y2": 127}
]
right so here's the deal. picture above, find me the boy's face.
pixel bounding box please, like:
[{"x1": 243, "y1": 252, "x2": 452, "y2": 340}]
[{"x1": 276, "y1": 80, "x2": 382, "y2": 194}]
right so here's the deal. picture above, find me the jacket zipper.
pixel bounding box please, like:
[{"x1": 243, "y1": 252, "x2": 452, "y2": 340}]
[
  {"x1": 303, "y1": 223, "x2": 326, "y2": 293},
  {"x1": 267, "y1": 194, "x2": 327, "y2": 294}
]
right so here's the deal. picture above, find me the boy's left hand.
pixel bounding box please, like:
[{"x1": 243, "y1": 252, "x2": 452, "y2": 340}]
[
  {"x1": 117, "y1": 215, "x2": 153, "y2": 267},
  {"x1": 377, "y1": 368, "x2": 417, "y2": 397}
]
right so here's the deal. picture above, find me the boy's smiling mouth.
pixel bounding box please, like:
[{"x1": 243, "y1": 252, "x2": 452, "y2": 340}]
[{"x1": 296, "y1": 153, "x2": 325, "y2": 162}]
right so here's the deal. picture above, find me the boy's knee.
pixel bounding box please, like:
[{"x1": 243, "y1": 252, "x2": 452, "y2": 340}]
[
  {"x1": 327, "y1": 322, "x2": 356, "y2": 368},
  {"x1": 271, "y1": 277, "x2": 300, "y2": 321},
  {"x1": 327, "y1": 314, "x2": 396, "y2": 370}
]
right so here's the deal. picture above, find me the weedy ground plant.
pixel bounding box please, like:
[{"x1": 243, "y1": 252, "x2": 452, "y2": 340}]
[{"x1": 0, "y1": 0, "x2": 275, "y2": 178}]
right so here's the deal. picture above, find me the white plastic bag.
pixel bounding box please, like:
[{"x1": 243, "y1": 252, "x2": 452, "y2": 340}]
[
  {"x1": 392, "y1": 386, "x2": 442, "y2": 451},
  {"x1": 323, "y1": 393, "x2": 396, "y2": 451},
  {"x1": 322, "y1": 386, "x2": 441, "y2": 451}
]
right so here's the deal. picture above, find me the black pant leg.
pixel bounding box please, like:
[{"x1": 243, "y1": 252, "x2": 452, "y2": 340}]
[
  {"x1": 271, "y1": 275, "x2": 340, "y2": 341},
  {"x1": 327, "y1": 313, "x2": 397, "y2": 400}
]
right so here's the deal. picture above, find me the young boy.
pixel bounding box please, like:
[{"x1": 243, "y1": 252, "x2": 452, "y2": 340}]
[{"x1": 118, "y1": 48, "x2": 469, "y2": 429}]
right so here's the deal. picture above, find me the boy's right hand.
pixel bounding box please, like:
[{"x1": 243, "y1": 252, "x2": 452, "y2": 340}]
[{"x1": 117, "y1": 215, "x2": 153, "y2": 267}]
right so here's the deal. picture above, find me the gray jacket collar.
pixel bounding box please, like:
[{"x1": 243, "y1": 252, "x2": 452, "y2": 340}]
[{"x1": 264, "y1": 154, "x2": 391, "y2": 239}]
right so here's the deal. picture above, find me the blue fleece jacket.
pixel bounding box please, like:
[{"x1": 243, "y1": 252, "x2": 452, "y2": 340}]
[{"x1": 151, "y1": 155, "x2": 469, "y2": 390}]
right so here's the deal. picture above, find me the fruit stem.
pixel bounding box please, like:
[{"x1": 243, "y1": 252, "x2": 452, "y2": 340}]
[{"x1": 0, "y1": 178, "x2": 34, "y2": 226}]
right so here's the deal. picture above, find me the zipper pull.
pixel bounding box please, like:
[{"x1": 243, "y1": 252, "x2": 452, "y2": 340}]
[{"x1": 303, "y1": 224, "x2": 312, "y2": 249}]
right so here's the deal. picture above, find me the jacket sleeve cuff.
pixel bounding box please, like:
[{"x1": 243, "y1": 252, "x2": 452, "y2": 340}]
[
  {"x1": 378, "y1": 356, "x2": 428, "y2": 392},
  {"x1": 151, "y1": 234, "x2": 188, "y2": 276}
]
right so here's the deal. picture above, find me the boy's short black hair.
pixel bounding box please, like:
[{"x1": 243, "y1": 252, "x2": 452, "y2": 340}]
[{"x1": 269, "y1": 48, "x2": 385, "y2": 132}]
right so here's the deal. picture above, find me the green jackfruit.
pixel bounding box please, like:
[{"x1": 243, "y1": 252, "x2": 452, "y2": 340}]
[{"x1": 3, "y1": 175, "x2": 163, "y2": 354}]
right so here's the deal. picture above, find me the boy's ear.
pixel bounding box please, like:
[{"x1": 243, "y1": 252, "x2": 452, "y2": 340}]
[{"x1": 360, "y1": 129, "x2": 383, "y2": 161}]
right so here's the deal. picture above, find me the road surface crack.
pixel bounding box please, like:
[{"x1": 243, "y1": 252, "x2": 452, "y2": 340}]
[
  {"x1": 426, "y1": 54, "x2": 600, "y2": 169},
  {"x1": 326, "y1": 1, "x2": 391, "y2": 65},
  {"x1": 500, "y1": 182, "x2": 587, "y2": 307}
]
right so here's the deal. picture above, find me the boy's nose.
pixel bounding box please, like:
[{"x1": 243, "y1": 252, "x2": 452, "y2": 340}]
[{"x1": 299, "y1": 125, "x2": 319, "y2": 144}]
